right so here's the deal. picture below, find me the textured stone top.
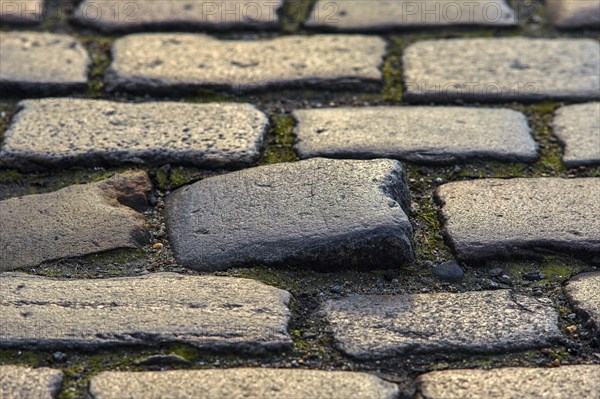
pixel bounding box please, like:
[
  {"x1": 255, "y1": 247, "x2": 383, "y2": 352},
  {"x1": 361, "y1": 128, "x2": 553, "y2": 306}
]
[
  {"x1": 0, "y1": 0, "x2": 43, "y2": 23},
  {"x1": 0, "y1": 365, "x2": 63, "y2": 399},
  {"x1": 546, "y1": 0, "x2": 600, "y2": 28},
  {"x1": 552, "y1": 103, "x2": 600, "y2": 167},
  {"x1": 565, "y1": 271, "x2": 600, "y2": 331}
]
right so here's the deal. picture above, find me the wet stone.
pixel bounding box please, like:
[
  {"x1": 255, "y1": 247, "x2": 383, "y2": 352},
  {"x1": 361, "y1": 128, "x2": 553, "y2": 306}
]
[
  {"x1": 106, "y1": 34, "x2": 386, "y2": 93},
  {"x1": 88, "y1": 368, "x2": 399, "y2": 399},
  {"x1": 0, "y1": 0, "x2": 43, "y2": 24},
  {"x1": 552, "y1": 103, "x2": 600, "y2": 167},
  {"x1": 0, "y1": 99, "x2": 268, "y2": 170},
  {"x1": 293, "y1": 106, "x2": 537, "y2": 164},
  {"x1": 546, "y1": 0, "x2": 600, "y2": 28},
  {"x1": 436, "y1": 178, "x2": 600, "y2": 262},
  {"x1": 565, "y1": 271, "x2": 600, "y2": 331},
  {"x1": 0, "y1": 272, "x2": 292, "y2": 352},
  {"x1": 322, "y1": 290, "x2": 562, "y2": 359},
  {"x1": 416, "y1": 365, "x2": 600, "y2": 399},
  {"x1": 75, "y1": 0, "x2": 283, "y2": 31},
  {"x1": 0, "y1": 171, "x2": 152, "y2": 271},
  {"x1": 0, "y1": 32, "x2": 89, "y2": 93},
  {"x1": 306, "y1": 0, "x2": 516, "y2": 31},
  {"x1": 403, "y1": 38, "x2": 600, "y2": 102},
  {"x1": 165, "y1": 158, "x2": 413, "y2": 272},
  {"x1": 0, "y1": 365, "x2": 63, "y2": 399}
]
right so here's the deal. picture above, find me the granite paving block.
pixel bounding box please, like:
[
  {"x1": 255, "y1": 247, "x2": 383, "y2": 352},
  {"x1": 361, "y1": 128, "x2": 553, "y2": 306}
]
[
  {"x1": 0, "y1": 366, "x2": 63, "y2": 399},
  {"x1": 0, "y1": 0, "x2": 43, "y2": 23},
  {"x1": 552, "y1": 103, "x2": 600, "y2": 167},
  {"x1": 546, "y1": 0, "x2": 600, "y2": 28},
  {"x1": 565, "y1": 271, "x2": 600, "y2": 330}
]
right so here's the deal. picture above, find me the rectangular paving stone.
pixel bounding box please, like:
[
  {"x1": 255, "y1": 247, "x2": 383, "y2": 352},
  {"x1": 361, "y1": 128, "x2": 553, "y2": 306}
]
[
  {"x1": 552, "y1": 103, "x2": 600, "y2": 167},
  {"x1": 0, "y1": 366, "x2": 63, "y2": 399},
  {"x1": 565, "y1": 271, "x2": 600, "y2": 331},
  {"x1": 0, "y1": 0, "x2": 43, "y2": 24},
  {"x1": 106, "y1": 34, "x2": 386, "y2": 93},
  {"x1": 306, "y1": 0, "x2": 516, "y2": 30},
  {"x1": 435, "y1": 178, "x2": 600, "y2": 262},
  {"x1": 0, "y1": 171, "x2": 152, "y2": 271},
  {"x1": 89, "y1": 368, "x2": 398, "y2": 399},
  {"x1": 0, "y1": 32, "x2": 89, "y2": 93},
  {"x1": 0, "y1": 99, "x2": 268, "y2": 170},
  {"x1": 165, "y1": 158, "x2": 413, "y2": 272},
  {"x1": 293, "y1": 106, "x2": 537, "y2": 164},
  {"x1": 546, "y1": 0, "x2": 600, "y2": 28},
  {"x1": 75, "y1": 0, "x2": 283, "y2": 31},
  {"x1": 0, "y1": 272, "x2": 292, "y2": 352},
  {"x1": 416, "y1": 365, "x2": 600, "y2": 399},
  {"x1": 322, "y1": 290, "x2": 562, "y2": 359},
  {"x1": 403, "y1": 38, "x2": 600, "y2": 102}
]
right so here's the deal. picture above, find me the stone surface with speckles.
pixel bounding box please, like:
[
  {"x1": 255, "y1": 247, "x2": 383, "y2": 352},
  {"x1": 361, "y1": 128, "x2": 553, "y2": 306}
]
[
  {"x1": 0, "y1": 32, "x2": 89, "y2": 93},
  {"x1": 0, "y1": 0, "x2": 44, "y2": 24},
  {"x1": 322, "y1": 290, "x2": 562, "y2": 359},
  {"x1": 165, "y1": 158, "x2": 413, "y2": 272},
  {"x1": 0, "y1": 366, "x2": 63, "y2": 399},
  {"x1": 552, "y1": 103, "x2": 600, "y2": 167},
  {"x1": 0, "y1": 273, "x2": 292, "y2": 352},
  {"x1": 293, "y1": 107, "x2": 537, "y2": 164},
  {"x1": 546, "y1": 0, "x2": 600, "y2": 28},
  {"x1": 88, "y1": 368, "x2": 398, "y2": 399},
  {"x1": 565, "y1": 271, "x2": 600, "y2": 331},
  {"x1": 0, "y1": 99, "x2": 268, "y2": 170},
  {"x1": 416, "y1": 365, "x2": 600, "y2": 399},
  {"x1": 435, "y1": 178, "x2": 600, "y2": 262},
  {"x1": 106, "y1": 34, "x2": 386, "y2": 93},
  {"x1": 403, "y1": 38, "x2": 600, "y2": 102},
  {"x1": 0, "y1": 171, "x2": 152, "y2": 271}
]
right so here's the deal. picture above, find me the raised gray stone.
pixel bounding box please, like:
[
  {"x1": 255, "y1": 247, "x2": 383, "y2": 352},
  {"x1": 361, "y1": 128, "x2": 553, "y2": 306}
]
[
  {"x1": 565, "y1": 271, "x2": 600, "y2": 330},
  {"x1": 403, "y1": 38, "x2": 600, "y2": 102},
  {"x1": 165, "y1": 158, "x2": 413, "y2": 272},
  {"x1": 436, "y1": 178, "x2": 600, "y2": 262},
  {"x1": 416, "y1": 365, "x2": 600, "y2": 399},
  {"x1": 75, "y1": 0, "x2": 283, "y2": 31},
  {"x1": 0, "y1": 0, "x2": 43, "y2": 24},
  {"x1": 293, "y1": 107, "x2": 537, "y2": 164},
  {"x1": 107, "y1": 34, "x2": 385, "y2": 93},
  {"x1": 552, "y1": 103, "x2": 600, "y2": 167},
  {"x1": 0, "y1": 99, "x2": 268, "y2": 170},
  {"x1": 0, "y1": 171, "x2": 152, "y2": 271},
  {"x1": 322, "y1": 290, "x2": 562, "y2": 359},
  {"x1": 0, "y1": 272, "x2": 291, "y2": 352},
  {"x1": 89, "y1": 368, "x2": 398, "y2": 399},
  {"x1": 0, "y1": 366, "x2": 63, "y2": 399},
  {"x1": 546, "y1": 0, "x2": 600, "y2": 28},
  {"x1": 306, "y1": 0, "x2": 516, "y2": 30},
  {"x1": 0, "y1": 32, "x2": 89, "y2": 93}
]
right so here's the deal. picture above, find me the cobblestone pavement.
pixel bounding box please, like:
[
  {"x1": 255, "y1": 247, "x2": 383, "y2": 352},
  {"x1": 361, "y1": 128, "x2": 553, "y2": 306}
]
[{"x1": 0, "y1": 0, "x2": 599, "y2": 398}]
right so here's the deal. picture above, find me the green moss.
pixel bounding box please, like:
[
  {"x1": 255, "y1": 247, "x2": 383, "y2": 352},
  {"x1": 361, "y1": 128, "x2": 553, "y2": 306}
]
[
  {"x1": 257, "y1": 114, "x2": 299, "y2": 165},
  {"x1": 166, "y1": 344, "x2": 201, "y2": 361},
  {"x1": 280, "y1": 0, "x2": 315, "y2": 33},
  {"x1": 78, "y1": 36, "x2": 115, "y2": 98},
  {"x1": 188, "y1": 89, "x2": 230, "y2": 104},
  {"x1": 219, "y1": 266, "x2": 301, "y2": 292},
  {"x1": 382, "y1": 38, "x2": 405, "y2": 102}
]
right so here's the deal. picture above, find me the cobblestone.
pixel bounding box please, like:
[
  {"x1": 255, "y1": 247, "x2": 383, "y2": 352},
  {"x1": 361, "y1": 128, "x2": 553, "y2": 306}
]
[
  {"x1": 0, "y1": 0, "x2": 43, "y2": 24},
  {"x1": 0, "y1": 365, "x2": 63, "y2": 399},
  {"x1": 565, "y1": 271, "x2": 600, "y2": 331},
  {"x1": 552, "y1": 103, "x2": 600, "y2": 167},
  {"x1": 546, "y1": 0, "x2": 600, "y2": 28}
]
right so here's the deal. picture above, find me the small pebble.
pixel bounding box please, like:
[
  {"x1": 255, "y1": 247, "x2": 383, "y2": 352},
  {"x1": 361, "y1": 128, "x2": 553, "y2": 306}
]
[
  {"x1": 152, "y1": 242, "x2": 164, "y2": 250},
  {"x1": 432, "y1": 261, "x2": 464, "y2": 283},
  {"x1": 52, "y1": 352, "x2": 68, "y2": 362},
  {"x1": 330, "y1": 285, "x2": 343, "y2": 294},
  {"x1": 488, "y1": 267, "x2": 504, "y2": 277}
]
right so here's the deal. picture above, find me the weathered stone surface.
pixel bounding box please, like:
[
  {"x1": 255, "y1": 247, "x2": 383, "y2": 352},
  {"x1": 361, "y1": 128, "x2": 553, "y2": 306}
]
[
  {"x1": 0, "y1": 365, "x2": 63, "y2": 399},
  {"x1": 0, "y1": 32, "x2": 89, "y2": 93},
  {"x1": 89, "y1": 368, "x2": 398, "y2": 399},
  {"x1": 107, "y1": 34, "x2": 385, "y2": 92},
  {"x1": 546, "y1": 0, "x2": 600, "y2": 28},
  {"x1": 322, "y1": 290, "x2": 562, "y2": 359},
  {"x1": 75, "y1": 0, "x2": 283, "y2": 31},
  {"x1": 416, "y1": 365, "x2": 600, "y2": 399},
  {"x1": 435, "y1": 178, "x2": 600, "y2": 262},
  {"x1": 565, "y1": 271, "x2": 600, "y2": 330},
  {"x1": 552, "y1": 103, "x2": 600, "y2": 167},
  {"x1": 0, "y1": 273, "x2": 291, "y2": 351},
  {"x1": 0, "y1": 99, "x2": 268, "y2": 170},
  {"x1": 165, "y1": 158, "x2": 413, "y2": 272},
  {"x1": 306, "y1": 0, "x2": 516, "y2": 30},
  {"x1": 0, "y1": 0, "x2": 43, "y2": 23},
  {"x1": 0, "y1": 171, "x2": 152, "y2": 271},
  {"x1": 403, "y1": 38, "x2": 600, "y2": 102},
  {"x1": 293, "y1": 107, "x2": 537, "y2": 163}
]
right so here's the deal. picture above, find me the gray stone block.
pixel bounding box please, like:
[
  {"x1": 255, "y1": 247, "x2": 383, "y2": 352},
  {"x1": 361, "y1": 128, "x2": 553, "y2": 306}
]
[
  {"x1": 565, "y1": 271, "x2": 600, "y2": 331},
  {"x1": 0, "y1": 366, "x2": 63, "y2": 399},
  {"x1": 0, "y1": 0, "x2": 43, "y2": 24},
  {"x1": 552, "y1": 103, "x2": 600, "y2": 167},
  {"x1": 546, "y1": 0, "x2": 600, "y2": 28}
]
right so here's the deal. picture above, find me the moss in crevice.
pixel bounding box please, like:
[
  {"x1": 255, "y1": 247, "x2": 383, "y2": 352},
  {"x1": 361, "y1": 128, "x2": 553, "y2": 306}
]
[
  {"x1": 78, "y1": 35, "x2": 116, "y2": 98},
  {"x1": 257, "y1": 114, "x2": 299, "y2": 165},
  {"x1": 280, "y1": 0, "x2": 315, "y2": 33}
]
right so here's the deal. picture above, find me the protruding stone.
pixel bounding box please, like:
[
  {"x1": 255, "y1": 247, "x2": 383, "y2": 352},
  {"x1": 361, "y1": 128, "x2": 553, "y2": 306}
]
[
  {"x1": 416, "y1": 365, "x2": 600, "y2": 399},
  {"x1": 552, "y1": 103, "x2": 600, "y2": 167},
  {"x1": 0, "y1": 366, "x2": 63, "y2": 399},
  {"x1": 0, "y1": 171, "x2": 153, "y2": 271},
  {"x1": 0, "y1": 99, "x2": 268, "y2": 170},
  {"x1": 0, "y1": 273, "x2": 291, "y2": 352},
  {"x1": 322, "y1": 290, "x2": 562, "y2": 359},
  {"x1": 403, "y1": 38, "x2": 600, "y2": 102},
  {"x1": 107, "y1": 34, "x2": 385, "y2": 93},
  {"x1": 565, "y1": 271, "x2": 600, "y2": 330},
  {"x1": 89, "y1": 368, "x2": 399, "y2": 399},
  {"x1": 0, "y1": 32, "x2": 89, "y2": 93},
  {"x1": 0, "y1": 0, "x2": 43, "y2": 24},
  {"x1": 436, "y1": 178, "x2": 600, "y2": 262},
  {"x1": 293, "y1": 107, "x2": 537, "y2": 163},
  {"x1": 75, "y1": 0, "x2": 283, "y2": 31},
  {"x1": 546, "y1": 0, "x2": 600, "y2": 28},
  {"x1": 165, "y1": 158, "x2": 413, "y2": 272}
]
